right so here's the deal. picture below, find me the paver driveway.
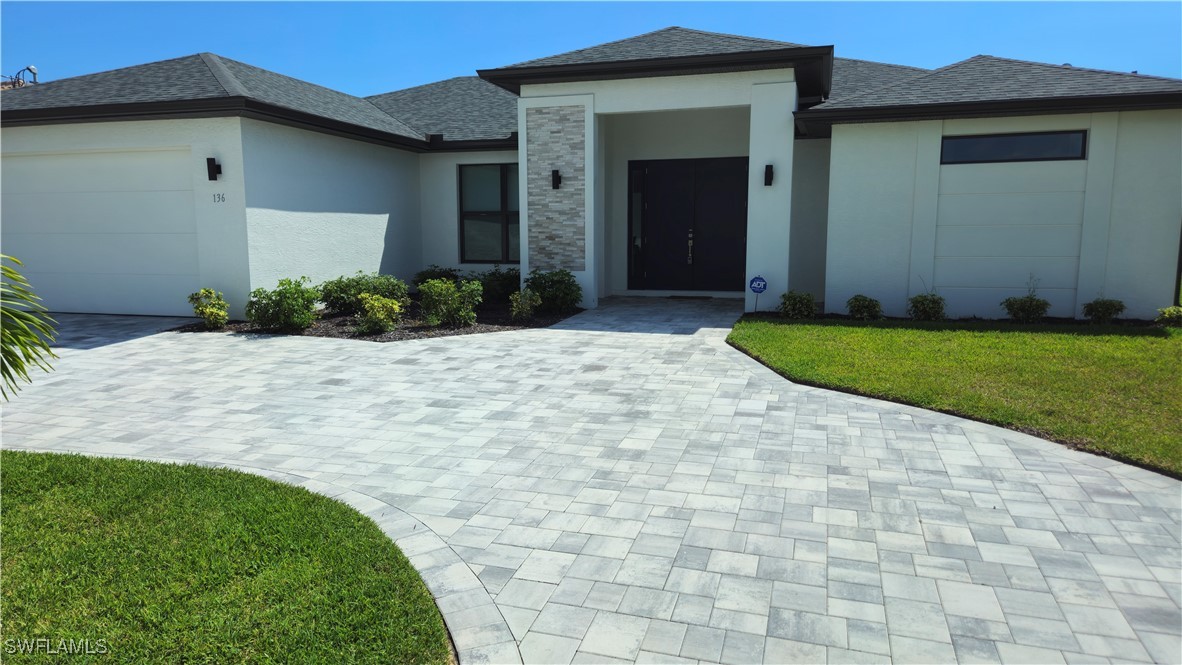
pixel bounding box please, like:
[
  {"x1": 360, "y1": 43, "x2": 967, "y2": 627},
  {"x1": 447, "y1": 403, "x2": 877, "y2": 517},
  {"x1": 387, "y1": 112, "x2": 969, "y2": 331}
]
[{"x1": 4, "y1": 299, "x2": 1180, "y2": 664}]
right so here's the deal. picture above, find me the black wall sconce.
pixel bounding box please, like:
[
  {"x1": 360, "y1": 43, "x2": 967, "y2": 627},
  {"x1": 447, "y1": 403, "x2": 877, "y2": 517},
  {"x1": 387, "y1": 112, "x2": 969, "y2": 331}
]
[
  {"x1": 764, "y1": 164, "x2": 774, "y2": 186},
  {"x1": 551, "y1": 169, "x2": 562, "y2": 190},
  {"x1": 206, "y1": 158, "x2": 222, "y2": 181}
]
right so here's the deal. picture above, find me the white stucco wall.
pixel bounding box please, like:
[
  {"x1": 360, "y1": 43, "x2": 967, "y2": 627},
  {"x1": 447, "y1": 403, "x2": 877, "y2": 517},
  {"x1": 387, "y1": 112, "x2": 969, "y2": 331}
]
[
  {"x1": 789, "y1": 139, "x2": 831, "y2": 301},
  {"x1": 418, "y1": 150, "x2": 519, "y2": 274},
  {"x1": 240, "y1": 118, "x2": 420, "y2": 290},
  {"x1": 745, "y1": 81, "x2": 798, "y2": 312},
  {"x1": 602, "y1": 108, "x2": 751, "y2": 296},
  {"x1": 1, "y1": 118, "x2": 249, "y2": 316},
  {"x1": 826, "y1": 110, "x2": 1182, "y2": 319}
]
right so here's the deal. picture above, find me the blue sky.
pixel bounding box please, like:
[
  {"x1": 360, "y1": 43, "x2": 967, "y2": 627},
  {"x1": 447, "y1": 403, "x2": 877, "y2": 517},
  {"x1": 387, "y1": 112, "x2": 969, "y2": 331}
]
[{"x1": 2, "y1": 2, "x2": 1179, "y2": 97}]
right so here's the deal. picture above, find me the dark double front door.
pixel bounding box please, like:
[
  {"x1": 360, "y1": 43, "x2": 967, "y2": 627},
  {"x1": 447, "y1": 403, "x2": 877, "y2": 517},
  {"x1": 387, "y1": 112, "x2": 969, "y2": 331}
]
[{"x1": 627, "y1": 157, "x2": 748, "y2": 291}]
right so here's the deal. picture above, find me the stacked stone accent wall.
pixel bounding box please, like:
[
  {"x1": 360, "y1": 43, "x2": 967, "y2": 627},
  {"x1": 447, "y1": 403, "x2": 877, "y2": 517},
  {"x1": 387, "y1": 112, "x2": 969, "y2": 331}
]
[{"x1": 526, "y1": 105, "x2": 586, "y2": 272}]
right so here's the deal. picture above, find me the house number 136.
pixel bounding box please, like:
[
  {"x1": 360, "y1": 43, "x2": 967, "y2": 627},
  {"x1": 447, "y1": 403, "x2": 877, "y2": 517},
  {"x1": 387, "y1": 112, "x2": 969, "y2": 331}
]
[{"x1": 212, "y1": 193, "x2": 225, "y2": 203}]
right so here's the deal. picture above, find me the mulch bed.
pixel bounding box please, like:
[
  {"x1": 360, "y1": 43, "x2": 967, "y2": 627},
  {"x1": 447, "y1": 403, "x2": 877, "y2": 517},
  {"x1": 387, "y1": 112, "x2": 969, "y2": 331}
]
[{"x1": 174, "y1": 299, "x2": 579, "y2": 342}]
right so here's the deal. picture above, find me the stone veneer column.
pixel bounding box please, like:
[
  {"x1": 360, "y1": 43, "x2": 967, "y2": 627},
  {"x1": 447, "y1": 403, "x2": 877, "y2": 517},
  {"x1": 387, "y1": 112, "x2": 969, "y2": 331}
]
[{"x1": 525, "y1": 106, "x2": 587, "y2": 272}]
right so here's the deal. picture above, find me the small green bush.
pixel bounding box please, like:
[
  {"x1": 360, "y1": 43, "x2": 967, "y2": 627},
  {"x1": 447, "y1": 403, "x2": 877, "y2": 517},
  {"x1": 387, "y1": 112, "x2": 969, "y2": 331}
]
[
  {"x1": 419, "y1": 279, "x2": 482, "y2": 327},
  {"x1": 354, "y1": 293, "x2": 402, "y2": 334},
  {"x1": 846, "y1": 294, "x2": 882, "y2": 320},
  {"x1": 1001, "y1": 294, "x2": 1051, "y2": 323},
  {"x1": 509, "y1": 289, "x2": 542, "y2": 322},
  {"x1": 412, "y1": 265, "x2": 462, "y2": 287},
  {"x1": 472, "y1": 265, "x2": 521, "y2": 302},
  {"x1": 319, "y1": 272, "x2": 409, "y2": 315},
  {"x1": 1156, "y1": 306, "x2": 1182, "y2": 327},
  {"x1": 1082, "y1": 298, "x2": 1126, "y2": 324},
  {"x1": 187, "y1": 288, "x2": 229, "y2": 329},
  {"x1": 778, "y1": 291, "x2": 817, "y2": 319},
  {"x1": 246, "y1": 278, "x2": 320, "y2": 331},
  {"x1": 907, "y1": 292, "x2": 946, "y2": 321},
  {"x1": 524, "y1": 269, "x2": 582, "y2": 314}
]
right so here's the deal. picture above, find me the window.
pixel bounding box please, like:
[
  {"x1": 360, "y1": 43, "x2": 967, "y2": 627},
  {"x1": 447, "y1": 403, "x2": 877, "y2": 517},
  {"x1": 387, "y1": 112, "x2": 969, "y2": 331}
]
[
  {"x1": 940, "y1": 130, "x2": 1087, "y2": 165},
  {"x1": 459, "y1": 163, "x2": 519, "y2": 263}
]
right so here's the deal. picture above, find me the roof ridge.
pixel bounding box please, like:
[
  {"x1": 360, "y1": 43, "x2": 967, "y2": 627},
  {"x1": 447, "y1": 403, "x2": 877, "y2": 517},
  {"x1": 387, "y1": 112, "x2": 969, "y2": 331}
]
[
  {"x1": 366, "y1": 75, "x2": 480, "y2": 100},
  {"x1": 669, "y1": 26, "x2": 806, "y2": 48},
  {"x1": 820, "y1": 55, "x2": 971, "y2": 105},
  {"x1": 1, "y1": 53, "x2": 206, "y2": 90},
  {"x1": 198, "y1": 53, "x2": 249, "y2": 97},
  {"x1": 975, "y1": 53, "x2": 1182, "y2": 83},
  {"x1": 834, "y1": 55, "x2": 929, "y2": 73},
  {"x1": 503, "y1": 26, "x2": 680, "y2": 68}
]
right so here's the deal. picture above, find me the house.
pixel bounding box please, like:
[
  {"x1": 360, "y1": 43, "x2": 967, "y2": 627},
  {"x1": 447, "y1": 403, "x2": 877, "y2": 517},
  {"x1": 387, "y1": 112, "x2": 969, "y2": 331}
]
[{"x1": 2, "y1": 27, "x2": 1180, "y2": 319}]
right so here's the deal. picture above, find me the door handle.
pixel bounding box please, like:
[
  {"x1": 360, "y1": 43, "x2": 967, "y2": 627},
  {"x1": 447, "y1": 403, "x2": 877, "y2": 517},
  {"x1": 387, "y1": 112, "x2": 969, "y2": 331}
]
[{"x1": 687, "y1": 230, "x2": 694, "y2": 265}]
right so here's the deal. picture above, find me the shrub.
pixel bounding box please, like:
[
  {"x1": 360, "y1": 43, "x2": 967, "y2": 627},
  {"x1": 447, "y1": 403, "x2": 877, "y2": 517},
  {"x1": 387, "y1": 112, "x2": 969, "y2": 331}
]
[
  {"x1": 419, "y1": 279, "x2": 482, "y2": 327},
  {"x1": 509, "y1": 288, "x2": 542, "y2": 322},
  {"x1": 472, "y1": 265, "x2": 521, "y2": 302},
  {"x1": 846, "y1": 294, "x2": 882, "y2": 320},
  {"x1": 319, "y1": 272, "x2": 409, "y2": 315},
  {"x1": 1156, "y1": 306, "x2": 1182, "y2": 327},
  {"x1": 907, "y1": 292, "x2": 947, "y2": 321},
  {"x1": 246, "y1": 277, "x2": 320, "y2": 331},
  {"x1": 1001, "y1": 295, "x2": 1051, "y2": 323},
  {"x1": 354, "y1": 293, "x2": 402, "y2": 334},
  {"x1": 1002, "y1": 276, "x2": 1051, "y2": 324},
  {"x1": 1082, "y1": 298, "x2": 1126, "y2": 324},
  {"x1": 1, "y1": 255, "x2": 57, "y2": 399},
  {"x1": 187, "y1": 288, "x2": 230, "y2": 329},
  {"x1": 412, "y1": 265, "x2": 462, "y2": 287},
  {"x1": 524, "y1": 269, "x2": 582, "y2": 314},
  {"x1": 778, "y1": 291, "x2": 817, "y2": 319}
]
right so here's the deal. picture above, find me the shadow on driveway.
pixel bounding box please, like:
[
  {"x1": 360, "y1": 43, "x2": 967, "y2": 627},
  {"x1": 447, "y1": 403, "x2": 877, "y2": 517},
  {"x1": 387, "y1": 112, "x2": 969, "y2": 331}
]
[{"x1": 47, "y1": 313, "x2": 197, "y2": 350}]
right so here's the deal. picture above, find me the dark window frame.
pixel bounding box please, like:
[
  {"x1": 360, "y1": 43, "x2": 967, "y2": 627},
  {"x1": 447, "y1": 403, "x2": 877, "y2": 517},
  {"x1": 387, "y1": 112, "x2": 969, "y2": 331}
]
[
  {"x1": 458, "y1": 163, "x2": 520, "y2": 264},
  {"x1": 940, "y1": 130, "x2": 1088, "y2": 165}
]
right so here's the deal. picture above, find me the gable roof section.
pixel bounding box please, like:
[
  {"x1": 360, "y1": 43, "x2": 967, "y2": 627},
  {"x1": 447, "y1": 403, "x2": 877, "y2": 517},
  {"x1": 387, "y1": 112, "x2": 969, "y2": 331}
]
[
  {"x1": 0, "y1": 52, "x2": 451, "y2": 149},
  {"x1": 367, "y1": 77, "x2": 518, "y2": 142},
  {"x1": 210, "y1": 54, "x2": 423, "y2": 139},
  {"x1": 0, "y1": 54, "x2": 226, "y2": 109},
  {"x1": 828, "y1": 58, "x2": 929, "y2": 102},
  {"x1": 805, "y1": 55, "x2": 1182, "y2": 124},
  {"x1": 478, "y1": 26, "x2": 834, "y2": 98},
  {"x1": 501, "y1": 26, "x2": 808, "y2": 68}
]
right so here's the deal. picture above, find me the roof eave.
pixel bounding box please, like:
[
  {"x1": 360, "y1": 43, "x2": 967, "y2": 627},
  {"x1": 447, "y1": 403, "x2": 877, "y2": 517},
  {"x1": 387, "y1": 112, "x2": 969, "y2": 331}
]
[
  {"x1": 797, "y1": 91, "x2": 1182, "y2": 137},
  {"x1": 478, "y1": 46, "x2": 834, "y2": 99}
]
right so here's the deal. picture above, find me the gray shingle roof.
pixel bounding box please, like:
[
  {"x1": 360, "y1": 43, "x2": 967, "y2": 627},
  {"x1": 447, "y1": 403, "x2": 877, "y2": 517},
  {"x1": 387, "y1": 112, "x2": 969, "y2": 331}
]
[
  {"x1": 829, "y1": 58, "x2": 928, "y2": 102},
  {"x1": 0, "y1": 54, "x2": 226, "y2": 109},
  {"x1": 1, "y1": 52, "x2": 424, "y2": 140},
  {"x1": 499, "y1": 26, "x2": 808, "y2": 69},
  {"x1": 367, "y1": 77, "x2": 518, "y2": 142},
  {"x1": 209, "y1": 55, "x2": 423, "y2": 139},
  {"x1": 815, "y1": 55, "x2": 1182, "y2": 110}
]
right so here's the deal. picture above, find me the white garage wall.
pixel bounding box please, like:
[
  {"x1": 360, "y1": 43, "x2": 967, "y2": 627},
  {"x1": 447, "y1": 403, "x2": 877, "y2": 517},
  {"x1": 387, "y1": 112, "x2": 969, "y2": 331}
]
[
  {"x1": 418, "y1": 149, "x2": 519, "y2": 274},
  {"x1": 1104, "y1": 109, "x2": 1182, "y2": 317},
  {"x1": 826, "y1": 111, "x2": 1182, "y2": 319},
  {"x1": 1, "y1": 118, "x2": 249, "y2": 316},
  {"x1": 240, "y1": 118, "x2": 421, "y2": 289}
]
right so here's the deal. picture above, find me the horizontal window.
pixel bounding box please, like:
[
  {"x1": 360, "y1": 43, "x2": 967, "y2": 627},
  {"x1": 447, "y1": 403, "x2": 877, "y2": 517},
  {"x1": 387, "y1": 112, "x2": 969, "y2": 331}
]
[
  {"x1": 459, "y1": 163, "x2": 519, "y2": 264},
  {"x1": 941, "y1": 131, "x2": 1087, "y2": 165}
]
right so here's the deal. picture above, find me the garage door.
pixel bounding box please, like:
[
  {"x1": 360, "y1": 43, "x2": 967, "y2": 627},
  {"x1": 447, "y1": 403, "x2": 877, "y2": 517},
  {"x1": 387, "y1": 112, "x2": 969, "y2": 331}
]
[{"x1": 1, "y1": 149, "x2": 199, "y2": 316}]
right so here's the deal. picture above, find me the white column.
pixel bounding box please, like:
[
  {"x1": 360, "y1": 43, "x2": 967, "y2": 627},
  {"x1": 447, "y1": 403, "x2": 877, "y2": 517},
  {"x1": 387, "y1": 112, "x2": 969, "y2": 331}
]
[{"x1": 745, "y1": 82, "x2": 797, "y2": 312}]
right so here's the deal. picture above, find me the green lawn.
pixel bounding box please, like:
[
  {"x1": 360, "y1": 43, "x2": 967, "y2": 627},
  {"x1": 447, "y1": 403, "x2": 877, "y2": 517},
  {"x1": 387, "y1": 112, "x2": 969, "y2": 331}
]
[
  {"x1": 0, "y1": 451, "x2": 451, "y2": 664},
  {"x1": 728, "y1": 318, "x2": 1182, "y2": 476}
]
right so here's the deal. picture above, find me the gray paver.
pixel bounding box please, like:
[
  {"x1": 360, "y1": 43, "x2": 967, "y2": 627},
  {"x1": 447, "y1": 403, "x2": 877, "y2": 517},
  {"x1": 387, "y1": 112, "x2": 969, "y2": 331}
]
[{"x1": 5, "y1": 302, "x2": 1180, "y2": 665}]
